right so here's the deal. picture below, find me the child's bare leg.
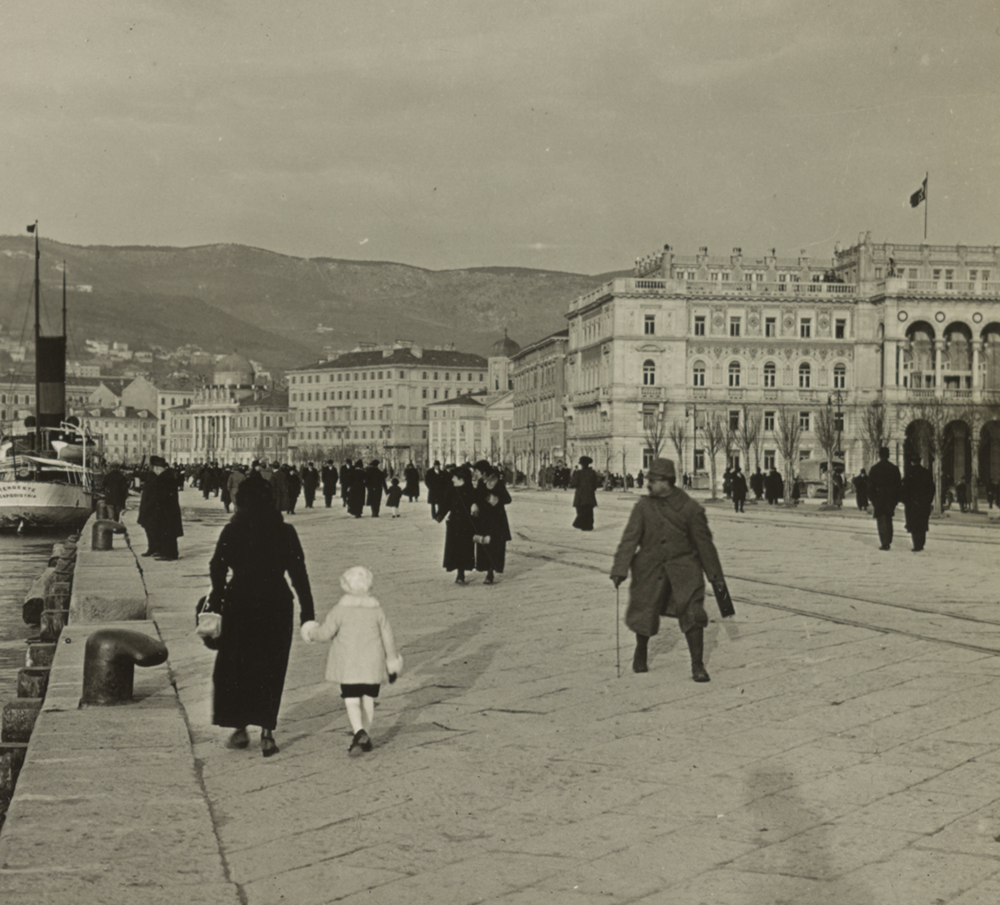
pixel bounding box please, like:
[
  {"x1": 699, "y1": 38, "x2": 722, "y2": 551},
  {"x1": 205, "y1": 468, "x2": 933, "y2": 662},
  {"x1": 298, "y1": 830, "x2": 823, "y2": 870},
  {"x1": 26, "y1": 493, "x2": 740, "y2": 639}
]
[
  {"x1": 344, "y1": 697, "x2": 364, "y2": 734},
  {"x1": 361, "y1": 695, "x2": 375, "y2": 734}
]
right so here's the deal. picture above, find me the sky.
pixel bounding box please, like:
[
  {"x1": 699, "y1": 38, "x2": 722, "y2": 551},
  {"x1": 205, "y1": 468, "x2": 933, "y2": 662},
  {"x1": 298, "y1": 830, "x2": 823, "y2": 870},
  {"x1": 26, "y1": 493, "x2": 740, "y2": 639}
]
[{"x1": 1, "y1": 0, "x2": 997, "y2": 274}]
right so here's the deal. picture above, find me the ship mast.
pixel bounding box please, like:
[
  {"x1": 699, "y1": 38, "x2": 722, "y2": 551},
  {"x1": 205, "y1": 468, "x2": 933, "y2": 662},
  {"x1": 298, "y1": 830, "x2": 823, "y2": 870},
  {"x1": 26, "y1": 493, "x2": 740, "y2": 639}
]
[{"x1": 31, "y1": 221, "x2": 40, "y2": 451}]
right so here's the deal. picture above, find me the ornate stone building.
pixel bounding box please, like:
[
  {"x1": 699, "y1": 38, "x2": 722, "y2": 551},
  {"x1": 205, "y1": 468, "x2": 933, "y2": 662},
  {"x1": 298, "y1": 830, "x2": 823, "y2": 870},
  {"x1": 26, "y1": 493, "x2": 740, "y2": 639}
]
[
  {"x1": 167, "y1": 353, "x2": 289, "y2": 464},
  {"x1": 286, "y1": 341, "x2": 489, "y2": 470},
  {"x1": 510, "y1": 329, "x2": 569, "y2": 480},
  {"x1": 562, "y1": 234, "x2": 1000, "y2": 498}
]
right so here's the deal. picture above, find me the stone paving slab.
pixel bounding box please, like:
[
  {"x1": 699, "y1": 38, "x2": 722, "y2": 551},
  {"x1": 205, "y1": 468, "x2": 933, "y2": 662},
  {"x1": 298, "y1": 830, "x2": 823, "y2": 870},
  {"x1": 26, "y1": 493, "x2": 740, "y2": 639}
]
[{"x1": 4, "y1": 487, "x2": 1000, "y2": 903}]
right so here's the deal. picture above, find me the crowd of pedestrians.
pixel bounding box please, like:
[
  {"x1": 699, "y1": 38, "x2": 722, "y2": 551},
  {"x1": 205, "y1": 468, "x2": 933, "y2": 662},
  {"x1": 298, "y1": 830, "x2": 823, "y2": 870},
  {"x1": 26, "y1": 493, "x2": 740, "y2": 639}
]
[{"x1": 91, "y1": 438, "x2": 990, "y2": 762}]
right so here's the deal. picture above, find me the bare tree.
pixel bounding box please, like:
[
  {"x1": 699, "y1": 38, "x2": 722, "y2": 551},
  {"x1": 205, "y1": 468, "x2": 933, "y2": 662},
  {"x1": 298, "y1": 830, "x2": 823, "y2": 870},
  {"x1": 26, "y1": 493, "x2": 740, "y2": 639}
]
[
  {"x1": 723, "y1": 417, "x2": 737, "y2": 471},
  {"x1": 667, "y1": 420, "x2": 687, "y2": 476},
  {"x1": 775, "y1": 406, "x2": 803, "y2": 504},
  {"x1": 738, "y1": 405, "x2": 762, "y2": 478},
  {"x1": 643, "y1": 409, "x2": 668, "y2": 460},
  {"x1": 701, "y1": 410, "x2": 727, "y2": 500},
  {"x1": 814, "y1": 406, "x2": 838, "y2": 504},
  {"x1": 859, "y1": 399, "x2": 892, "y2": 469},
  {"x1": 907, "y1": 397, "x2": 960, "y2": 515}
]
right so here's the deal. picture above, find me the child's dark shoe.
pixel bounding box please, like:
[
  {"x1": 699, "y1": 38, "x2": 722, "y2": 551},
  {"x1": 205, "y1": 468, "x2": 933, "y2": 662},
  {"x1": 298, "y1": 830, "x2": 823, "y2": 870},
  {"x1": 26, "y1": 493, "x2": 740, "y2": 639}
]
[{"x1": 349, "y1": 729, "x2": 372, "y2": 756}]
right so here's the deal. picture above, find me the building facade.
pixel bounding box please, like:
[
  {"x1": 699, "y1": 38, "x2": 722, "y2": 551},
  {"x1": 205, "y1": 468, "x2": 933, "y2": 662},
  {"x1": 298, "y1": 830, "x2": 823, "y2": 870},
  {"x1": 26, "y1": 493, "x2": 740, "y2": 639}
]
[
  {"x1": 286, "y1": 342, "x2": 488, "y2": 471},
  {"x1": 75, "y1": 405, "x2": 158, "y2": 464},
  {"x1": 562, "y1": 235, "x2": 1000, "y2": 497},
  {"x1": 426, "y1": 394, "x2": 488, "y2": 465},
  {"x1": 121, "y1": 375, "x2": 196, "y2": 455},
  {"x1": 167, "y1": 354, "x2": 289, "y2": 464},
  {"x1": 510, "y1": 329, "x2": 569, "y2": 480}
]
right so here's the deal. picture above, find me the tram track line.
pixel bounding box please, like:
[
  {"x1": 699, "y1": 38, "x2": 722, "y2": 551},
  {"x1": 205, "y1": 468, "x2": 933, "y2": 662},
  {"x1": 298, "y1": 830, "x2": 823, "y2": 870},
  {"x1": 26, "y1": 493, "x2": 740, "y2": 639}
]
[{"x1": 513, "y1": 531, "x2": 1000, "y2": 655}]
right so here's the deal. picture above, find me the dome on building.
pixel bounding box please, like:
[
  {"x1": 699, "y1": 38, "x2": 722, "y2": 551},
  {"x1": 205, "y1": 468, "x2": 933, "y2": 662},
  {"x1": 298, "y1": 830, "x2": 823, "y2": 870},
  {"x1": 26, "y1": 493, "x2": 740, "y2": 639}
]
[
  {"x1": 214, "y1": 351, "x2": 255, "y2": 387},
  {"x1": 490, "y1": 330, "x2": 521, "y2": 358}
]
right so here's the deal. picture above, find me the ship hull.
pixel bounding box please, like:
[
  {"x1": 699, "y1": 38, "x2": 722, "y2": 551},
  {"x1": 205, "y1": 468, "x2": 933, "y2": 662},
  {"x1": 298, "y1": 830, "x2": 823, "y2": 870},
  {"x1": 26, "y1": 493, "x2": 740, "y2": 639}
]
[{"x1": 0, "y1": 482, "x2": 93, "y2": 531}]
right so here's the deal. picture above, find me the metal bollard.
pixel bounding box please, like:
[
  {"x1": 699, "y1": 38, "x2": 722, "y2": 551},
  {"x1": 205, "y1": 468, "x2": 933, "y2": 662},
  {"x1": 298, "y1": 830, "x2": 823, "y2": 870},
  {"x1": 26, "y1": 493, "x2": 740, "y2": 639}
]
[
  {"x1": 17, "y1": 667, "x2": 49, "y2": 699},
  {"x1": 2, "y1": 700, "x2": 42, "y2": 743},
  {"x1": 91, "y1": 519, "x2": 126, "y2": 551},
  {"x1": 80, "y1": 629, "x2": 168, "y2": 706}
]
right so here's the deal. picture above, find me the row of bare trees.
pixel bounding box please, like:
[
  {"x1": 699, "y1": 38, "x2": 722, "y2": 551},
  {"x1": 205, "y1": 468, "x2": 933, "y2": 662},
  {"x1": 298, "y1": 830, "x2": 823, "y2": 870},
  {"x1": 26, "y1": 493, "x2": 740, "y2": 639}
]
[{"x1": 643, "y1": 400, "x2": 903, "y2": 502}]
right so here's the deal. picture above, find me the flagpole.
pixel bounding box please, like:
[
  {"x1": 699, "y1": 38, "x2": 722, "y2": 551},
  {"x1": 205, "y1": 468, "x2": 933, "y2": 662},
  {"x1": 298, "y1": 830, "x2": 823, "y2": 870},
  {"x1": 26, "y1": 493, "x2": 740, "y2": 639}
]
[{"x1": 923, "y1": 172, "x2": 928, "y2": 241}]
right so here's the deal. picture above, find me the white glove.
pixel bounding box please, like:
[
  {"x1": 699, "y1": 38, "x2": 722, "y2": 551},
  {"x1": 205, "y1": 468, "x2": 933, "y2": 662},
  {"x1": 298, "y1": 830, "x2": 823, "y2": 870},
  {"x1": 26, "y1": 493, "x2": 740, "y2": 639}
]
[{"x1": 300, "y1": 620, "x2": 319, "y2": 643}]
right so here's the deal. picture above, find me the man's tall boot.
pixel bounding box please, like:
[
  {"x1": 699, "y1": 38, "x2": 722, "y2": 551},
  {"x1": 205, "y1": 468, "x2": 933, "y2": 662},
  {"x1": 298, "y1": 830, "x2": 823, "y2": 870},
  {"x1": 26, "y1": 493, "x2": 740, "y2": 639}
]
[
  {"x1": 632, "y1": 634, "x2": 649, "y2": 673},
  {"x1": 685, "y1": 627, "x2": 710, "y2": 682}
]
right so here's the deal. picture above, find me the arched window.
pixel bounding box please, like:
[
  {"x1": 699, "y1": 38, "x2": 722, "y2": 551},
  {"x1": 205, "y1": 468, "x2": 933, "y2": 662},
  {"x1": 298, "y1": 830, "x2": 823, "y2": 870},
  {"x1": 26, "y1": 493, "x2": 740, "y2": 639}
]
[
  {"x1": 728, "y1": 361, "x2": 741, "y2": 388},
  {"x1": 642, "y1": 359, "x2": 656, "y2": 386},
  {"x1": 763, "y1": 362, "x2": 777, "y2": 388},
  {"x1": 692, "y1": 360, "x2": 706, "y2": 387},
  {"x1": 833, "y1": 364, "x2": 846, "y2": 389},
  {"x1": 799, "y1": 363, "x2": 811, "y2": 388}
]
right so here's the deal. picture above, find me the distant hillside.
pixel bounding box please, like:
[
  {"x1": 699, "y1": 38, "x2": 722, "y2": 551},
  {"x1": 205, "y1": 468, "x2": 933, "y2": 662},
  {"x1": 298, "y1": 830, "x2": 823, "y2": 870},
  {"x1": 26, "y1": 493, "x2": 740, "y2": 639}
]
[{"x1": 0, "y1": 238, "x2": 624, "y2": 375}]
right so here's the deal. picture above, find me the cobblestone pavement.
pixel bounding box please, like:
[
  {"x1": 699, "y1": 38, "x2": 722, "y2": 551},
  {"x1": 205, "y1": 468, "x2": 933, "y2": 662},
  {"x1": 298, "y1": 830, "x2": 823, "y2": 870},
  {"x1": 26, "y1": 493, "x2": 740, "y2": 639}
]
[{"x1": 146, "y1": 487, "x2": 1000, "y2": 905}]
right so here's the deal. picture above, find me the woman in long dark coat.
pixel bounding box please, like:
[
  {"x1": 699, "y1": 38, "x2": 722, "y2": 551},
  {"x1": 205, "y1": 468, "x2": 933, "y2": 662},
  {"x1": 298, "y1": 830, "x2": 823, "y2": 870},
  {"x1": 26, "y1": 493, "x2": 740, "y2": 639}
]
[
  {"x1": 474, "y1": 465, "x2": 512, "y2": 584},
  {"x1": 569, "y1": 456, "x2": 600, "y2": 530},
  {"x1": 434, "y1": 465, "x2": 478, "y2": 583},
  {"x1": 208, "y1": 473, "x2": 315, "y2": 756},
  {"x1": 347, "y1": 460, "x2": 367, "y2": 517},
  {"x1": 404, "y1": 463, "x2": 421, "y2": 502}
]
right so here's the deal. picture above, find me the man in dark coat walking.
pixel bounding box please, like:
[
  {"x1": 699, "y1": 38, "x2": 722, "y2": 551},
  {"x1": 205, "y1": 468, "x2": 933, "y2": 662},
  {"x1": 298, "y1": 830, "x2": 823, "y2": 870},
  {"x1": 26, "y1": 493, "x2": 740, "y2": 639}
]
[
  {"x1": 731, "y1": 465, "x2": 747, "y2": 513},
  {"x1": 300, "y1": 462, "x2": 320, "y2": 508},
  {"x1": 137, "y1": 456, "x2": 183, "y2": 560},
  {"x1": 867, "y1": 447, "x2": 902, "y2": 550},
  {"x1": 749, "y1": 466, "x2": 764, "y2": 501},
  {"x1": 365, "y1": 459, "x2": 388, "y2": 517},
  {"x1": 321, "y1": 460, "x2": 338, "y2": 508},
  {"x1": 569, "y1": 456, "x2": 601, "y2": 530},
  {"x1": 425, "y1": 460, "x2": 445, "y2": 519},
  {"x1": 764, "y1": 467, "x2": 783, "y2": 505},
  {"x1": 339, "y1": 461, "x2": 352, "y2": 507},
  {"x1": 853, "y1": 469, "x2": 869, "y2": 511},
  {"x1": 610, "y1": 458, "x2": 726, "y2": 682},
  {"x1": 101, "y1": 464, "x2": 130, "y2": 521},
  {"x1": 902, "y1": 457, "x2": 935, "y2": 552},
  {"x1": 404, "y1": 462, "x2": 421, "y2": 502}
]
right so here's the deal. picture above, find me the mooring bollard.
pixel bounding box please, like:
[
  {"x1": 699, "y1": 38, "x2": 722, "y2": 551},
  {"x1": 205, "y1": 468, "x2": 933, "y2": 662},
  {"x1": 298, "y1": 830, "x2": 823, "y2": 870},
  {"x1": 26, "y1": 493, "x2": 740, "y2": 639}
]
[
  {"x1": 2, "y1": 700, "x2": 42, "y2": 743},
  {"x1": 80, "y1": 629, "x2": 168, "y2": 706},
  {"x1": 91, "y1": 519, "x2": 126, "y2": 552},
  {"x1": 25, "y1": 641, "x2": 56, "y2": 668},
  {"x1": 39, "y1": 609, "x2": 70, "y2": 642},
  {"x1": 17, "y1": 667, "x2": 49, "y2": 699}
]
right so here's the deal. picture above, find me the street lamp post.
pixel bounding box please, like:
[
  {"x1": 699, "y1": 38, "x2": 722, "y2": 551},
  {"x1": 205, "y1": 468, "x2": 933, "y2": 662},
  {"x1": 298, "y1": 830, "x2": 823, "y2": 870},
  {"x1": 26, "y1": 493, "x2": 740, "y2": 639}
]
[
  {"x1": 827, "y1": 390, "x2": 844, "y2": 504},
  {"x1": 527, "y1": 420, "x2": 537, "y2": 484},
  {"x1": 686, "y1": 403, "x2": 698, "y2": 489}
]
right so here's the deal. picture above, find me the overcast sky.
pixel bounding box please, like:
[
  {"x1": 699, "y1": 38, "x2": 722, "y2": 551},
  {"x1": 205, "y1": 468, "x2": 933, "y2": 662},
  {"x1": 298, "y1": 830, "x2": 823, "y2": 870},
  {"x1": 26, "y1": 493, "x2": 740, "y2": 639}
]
[{"x1": 2, "y1": 0, "x2": 997, "y2": 274}]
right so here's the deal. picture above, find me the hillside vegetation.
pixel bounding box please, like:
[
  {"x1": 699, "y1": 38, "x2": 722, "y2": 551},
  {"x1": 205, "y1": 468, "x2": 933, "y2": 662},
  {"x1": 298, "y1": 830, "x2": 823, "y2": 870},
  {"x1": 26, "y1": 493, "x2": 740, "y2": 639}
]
[{"x1": 0, "y1": 238, "x2": 623, "y2": 374}]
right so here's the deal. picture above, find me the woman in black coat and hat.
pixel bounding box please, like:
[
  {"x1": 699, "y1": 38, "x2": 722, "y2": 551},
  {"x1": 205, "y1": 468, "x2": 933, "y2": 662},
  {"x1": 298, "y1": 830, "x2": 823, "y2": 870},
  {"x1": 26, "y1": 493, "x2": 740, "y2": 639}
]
[
  {"x1": 570, "y1": 456, "x2": 601, "y2": 530},
  {"x1": 434, "y1": 465, "x2": 478, "y2": 584},
  {"x1": 208, "y1": 472, "x2": 315, "y2": 756},
  {"x1": 347, "y1": 460, "x2": 367, "y2": 517},
  {"x1": 473, "y1": 462, "x2": 512, "y2": 584}
]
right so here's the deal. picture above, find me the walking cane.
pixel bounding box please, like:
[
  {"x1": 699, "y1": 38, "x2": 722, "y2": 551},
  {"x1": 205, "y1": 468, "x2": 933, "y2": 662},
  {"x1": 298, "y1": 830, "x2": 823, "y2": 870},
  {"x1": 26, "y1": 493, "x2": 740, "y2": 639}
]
[{"x1": 615, "y1": 584, "x2": 621, "y2": 679}]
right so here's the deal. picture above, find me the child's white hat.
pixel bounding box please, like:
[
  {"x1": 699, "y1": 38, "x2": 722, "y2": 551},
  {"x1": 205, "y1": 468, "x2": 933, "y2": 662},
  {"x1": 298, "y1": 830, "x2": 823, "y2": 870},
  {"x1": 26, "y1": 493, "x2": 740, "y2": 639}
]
[{"x1": 340, "y1": 565, "x2": 373, "y2": 595}]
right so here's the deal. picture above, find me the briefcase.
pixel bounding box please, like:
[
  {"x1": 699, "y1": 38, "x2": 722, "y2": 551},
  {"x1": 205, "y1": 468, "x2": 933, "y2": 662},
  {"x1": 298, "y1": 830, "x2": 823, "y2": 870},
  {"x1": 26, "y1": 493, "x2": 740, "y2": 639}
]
[{"x1": 713, "y1": 580, "x2": 735, "y2": 618}]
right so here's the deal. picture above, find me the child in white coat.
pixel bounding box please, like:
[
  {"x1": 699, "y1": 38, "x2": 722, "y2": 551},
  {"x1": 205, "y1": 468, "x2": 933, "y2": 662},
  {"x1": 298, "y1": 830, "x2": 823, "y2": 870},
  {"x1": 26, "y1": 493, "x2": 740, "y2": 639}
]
[{"x1": 301, "y1": 566, "x2": 403, "y2": 755}]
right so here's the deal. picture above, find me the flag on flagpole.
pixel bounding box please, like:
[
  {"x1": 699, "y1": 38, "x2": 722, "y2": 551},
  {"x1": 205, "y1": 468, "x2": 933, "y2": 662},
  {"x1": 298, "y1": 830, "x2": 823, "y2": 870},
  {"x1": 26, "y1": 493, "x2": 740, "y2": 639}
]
[
  {"x1": 909, "y1": 178, "x2": 927, "y2": 208},
  {"x1": 26, "y1": 224, "x2": 35, "y2": 233}
]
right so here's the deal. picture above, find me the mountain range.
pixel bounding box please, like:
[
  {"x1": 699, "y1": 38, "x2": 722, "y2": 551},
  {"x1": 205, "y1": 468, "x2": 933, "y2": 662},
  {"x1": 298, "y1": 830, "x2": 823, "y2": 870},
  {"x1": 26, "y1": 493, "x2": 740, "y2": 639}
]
[{"x1": 0, "y1": 237, "x2": 625, "y2": 376}]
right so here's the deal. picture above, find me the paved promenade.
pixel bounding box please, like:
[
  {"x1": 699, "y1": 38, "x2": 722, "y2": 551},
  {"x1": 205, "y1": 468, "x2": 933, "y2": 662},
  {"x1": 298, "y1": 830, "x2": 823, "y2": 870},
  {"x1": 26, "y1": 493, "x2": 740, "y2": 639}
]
[{"x1": 3, "y1": 485, "x2": 1000, "y2": 904}]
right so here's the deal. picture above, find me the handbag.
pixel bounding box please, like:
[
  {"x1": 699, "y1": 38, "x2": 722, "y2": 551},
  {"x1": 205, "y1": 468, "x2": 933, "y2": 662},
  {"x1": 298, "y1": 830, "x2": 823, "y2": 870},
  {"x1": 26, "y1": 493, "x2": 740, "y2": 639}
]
[{"x1": 196, "y1": 593, "x2": 224, "y2": 647}]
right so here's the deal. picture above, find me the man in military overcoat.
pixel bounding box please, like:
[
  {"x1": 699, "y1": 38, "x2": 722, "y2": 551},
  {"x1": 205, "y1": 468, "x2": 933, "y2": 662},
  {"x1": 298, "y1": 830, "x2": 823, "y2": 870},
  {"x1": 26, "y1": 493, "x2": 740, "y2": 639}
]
[{"x1": 610, "y1": 457, "x2": 726, "y2": 681}]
